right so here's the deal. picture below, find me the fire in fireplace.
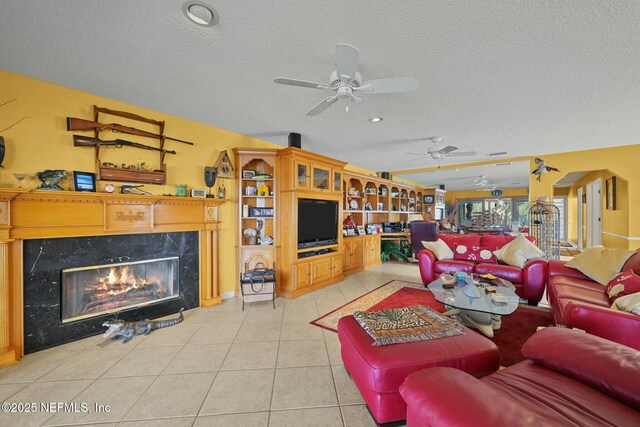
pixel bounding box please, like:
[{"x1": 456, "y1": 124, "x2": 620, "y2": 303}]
[{"x1": 61, "y1": 257, "x2": 180, "y2": 323}]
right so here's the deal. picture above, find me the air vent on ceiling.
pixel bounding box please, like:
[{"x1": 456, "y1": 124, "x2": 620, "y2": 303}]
[
  {"x1": 495, "y1": 162, "x2": 512, "y2": 166},
  {"x1": 488, "y1": 152, "x2": 508, "y2": 156}
]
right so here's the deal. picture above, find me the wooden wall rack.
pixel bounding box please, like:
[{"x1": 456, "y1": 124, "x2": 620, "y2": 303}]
[{"x1": 93, "y1": 105, "x2": 168, "y2": 184}]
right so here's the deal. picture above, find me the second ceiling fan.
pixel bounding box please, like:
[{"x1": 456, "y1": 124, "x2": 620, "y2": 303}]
[
  {"x1": 274, "y1": 44, "x2": 418, "y2": 120},
  {"x1": 406, "y1": 137, "x2": 477, "y2": 161}
]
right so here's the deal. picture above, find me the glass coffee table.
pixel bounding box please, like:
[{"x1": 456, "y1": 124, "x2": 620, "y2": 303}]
[{"x1": 428, "y1": 277, "x2": 520, "y2": 337}]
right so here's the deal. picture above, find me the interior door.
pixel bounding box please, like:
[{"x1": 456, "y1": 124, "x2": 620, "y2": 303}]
[{"x1": 585, "y1": 179, "x2": 602, "y2": 248}]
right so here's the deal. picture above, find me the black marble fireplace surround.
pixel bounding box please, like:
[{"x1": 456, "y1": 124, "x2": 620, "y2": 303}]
[{"x1": 23, "y1": 232, "x2": 199, "y2": 354}]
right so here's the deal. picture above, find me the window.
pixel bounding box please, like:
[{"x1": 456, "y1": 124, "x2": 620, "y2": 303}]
[{"x1": 455, "y1": 197, "x2": 528, "y2": 230}]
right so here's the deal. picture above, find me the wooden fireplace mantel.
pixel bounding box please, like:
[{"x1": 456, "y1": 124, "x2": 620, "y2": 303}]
[{"x1": 0, "y1": 188, "x2": 225, "y2": 367}]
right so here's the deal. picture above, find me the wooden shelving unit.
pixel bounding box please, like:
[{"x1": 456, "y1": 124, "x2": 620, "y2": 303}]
[
  {"x1": 276, "y1": 147, "x2": 345, "y2": 298},
  {"x1": 233, "y1": 148, "x2": 279, "y2": 293}
]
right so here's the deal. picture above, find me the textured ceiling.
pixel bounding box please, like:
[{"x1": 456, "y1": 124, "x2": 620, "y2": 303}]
[{"x1": 1, "y1": 1, "x2": 639, "y2": 189}]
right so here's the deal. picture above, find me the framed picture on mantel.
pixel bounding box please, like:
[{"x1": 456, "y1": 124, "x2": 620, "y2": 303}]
[{"x1": 423, "y1": 195, "x2": 434, "y2": 204}]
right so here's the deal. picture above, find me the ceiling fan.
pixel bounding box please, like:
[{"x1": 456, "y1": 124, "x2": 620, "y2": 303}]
[
  {"x1": 273, "y1": 44, "x2": 418, "y2": 120},
  {"x1": 406, "y1": 137, "x2": 477, "y2": 161}
]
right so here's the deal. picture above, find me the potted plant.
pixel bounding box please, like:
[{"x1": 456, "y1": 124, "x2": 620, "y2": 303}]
[{"x1": 243, "y1": 228, "x2": 257, "y2": 245}]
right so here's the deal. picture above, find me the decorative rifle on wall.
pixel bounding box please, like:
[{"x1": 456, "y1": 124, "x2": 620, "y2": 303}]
[
  {"x1": 67, "y1": 117, "x2": 194, "y2": 146},
  {"x1": 73, "y1": 135, "x2": 177, "y2": 154}
]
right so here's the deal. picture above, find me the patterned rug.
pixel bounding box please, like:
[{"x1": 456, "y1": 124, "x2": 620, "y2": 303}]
[
  {"x1": 354, "y1": 305, "x2": 465, "y2": 346},
  {"x1": 310, "y1": 280, "x2": 444, "y2": 332}
]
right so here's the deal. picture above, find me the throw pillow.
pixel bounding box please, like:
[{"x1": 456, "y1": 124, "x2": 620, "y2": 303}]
[
  {"x1": 604, "y1": 270, "x2": 640, "y2": 302},
  {"x1": 611, "y1": 292, "x2": 640, "y2": 316},
  {"x1": 422, "y1": 239, "x2": 454, "y2": 260},
  {"x1": 453, "y1": 244, "x2": 497, "y2": 263},
  {"x1": 565, "y1": 247, "x2": 635, "y2": 286},
  {"x1": 493, "y1": 234, "x2": 545, "y2": 268}
]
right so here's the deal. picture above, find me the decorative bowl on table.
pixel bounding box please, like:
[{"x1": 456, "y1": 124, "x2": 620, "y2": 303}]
[{"x1": 440, "y1": 274, "x2": 456, "y2": 285}]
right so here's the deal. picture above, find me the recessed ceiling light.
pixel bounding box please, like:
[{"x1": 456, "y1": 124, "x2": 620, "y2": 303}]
[
  {"x1": 455, "y1": 169, "x2": 461, "y2": 172},
  {"x1": 369, "y1": 117, "x2": 383, "y2": 123},
  {"x1": 183, "y1": 1, "x2": 219, "y2": 27}
]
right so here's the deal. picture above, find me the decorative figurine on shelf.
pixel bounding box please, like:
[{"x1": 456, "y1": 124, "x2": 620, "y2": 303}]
[
  {"x1": 217, "y1": 181, "x2": 226, "y2": 198},
  {"x1": 256, "y1": 219, "x2": 264, "y2": 233},
  {"x1": 243, "y1": 228, "x2": 257, "y2": 245},
  {"x1": 121, "y1": 184, "x2": 152, "y2": 195},
  {"x1": 364, "y1": 202, "x2": 373, "y2": 211},
  {"x1": 36, "y1": 169, "x2": 67, "y2": 190},
  {"x1": 176, "y1": 184, "x2": 187, "y2": 197},
  {"x1": 257, "y1": 184, "x2": 269, "y2": 196},
  {"x1": 204, "y1": 166, "x2": 217, "y2": 198},
  {"x1": 258, "y1": 236, "x2": 274, "y2": 245}
]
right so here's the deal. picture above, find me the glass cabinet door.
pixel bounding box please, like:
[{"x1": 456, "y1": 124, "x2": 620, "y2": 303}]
[
  {"x1": 333, "y1": 170, "x2": 342, "y2": 193},
  {"x1": 312, "y1": 165, "x2": 330, "y2": 191},
  {"x1": 295, "y1": 160, "x2": 309, "y2": 189}
]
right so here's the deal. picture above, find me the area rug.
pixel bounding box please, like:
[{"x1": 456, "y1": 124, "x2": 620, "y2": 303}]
[
  {"x1": 310, "y1": 280, "x2": 444, "y2": 332},
  {"x1": 311, "y1": 279, "x2": 553, "y2": 366}
]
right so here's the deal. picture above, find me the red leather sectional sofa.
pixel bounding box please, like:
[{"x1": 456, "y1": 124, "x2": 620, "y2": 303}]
[
  {"x1": 547, "y1": 249, "x2": 640, "y2": 350},
  {"x1": 399, "y1": 327, "x2": 640, "y2": 426},
  {"x1": 418, "y1": 233, "x2": 547, "y2": 305}
]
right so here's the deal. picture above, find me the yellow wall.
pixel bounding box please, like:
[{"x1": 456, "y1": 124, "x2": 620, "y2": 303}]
[
  {"x1": 0, "y1": 70, "x2": 281, "y2": 296},
  {"x1": 530, "y1": 145, "x2": 640, "y2": 250}
]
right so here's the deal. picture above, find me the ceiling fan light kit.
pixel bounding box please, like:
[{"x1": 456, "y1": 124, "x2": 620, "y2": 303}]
[{"x1": 274, "y1": 44, "x2": 417, "y2": 121}]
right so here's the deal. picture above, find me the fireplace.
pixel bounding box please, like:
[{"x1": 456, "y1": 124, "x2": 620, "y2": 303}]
[
  {"x1": 23, "y1": 232, "x2": 199, "y2": 354},
  {"x1": 61, "y1": 257, "x2": 180, "y2": 323}
]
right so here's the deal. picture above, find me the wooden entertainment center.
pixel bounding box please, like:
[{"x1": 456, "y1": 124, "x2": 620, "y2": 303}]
[{"x1": 236, "y1": 147, "x2": 439, "y2": 298}]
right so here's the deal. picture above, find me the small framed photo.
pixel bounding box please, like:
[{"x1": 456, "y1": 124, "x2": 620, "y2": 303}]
[
  {"x1": 347, "y1": 228, "x2": 356, "y2": 236},
  {"x1": 242, "y1": 169, "x2": 256, "y2": 179},
  {"x1": 245, "y1": 186, "x2": 257, "y2": 196},
  {"x1": 73, "y1": 171, "x2": 96, "y2": 192},
  {"x1": 357, "y1": 225, "x2": 366, "y2": 236},
  {"x1": 423, "y1": 195, "x2": 435, "y2": 204},
  {"x1": 343, "y1": 229, "x2": 348, "y2": 237}
]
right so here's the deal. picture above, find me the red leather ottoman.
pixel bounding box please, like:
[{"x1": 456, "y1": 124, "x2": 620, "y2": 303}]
[{"x1": 338, "y1": 315, "x2": 499, "y2": 424}]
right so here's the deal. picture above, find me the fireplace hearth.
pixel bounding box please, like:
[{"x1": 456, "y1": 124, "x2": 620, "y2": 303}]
[{"x1": 23, "y1": 232, "x2": 199, "y2": 353}]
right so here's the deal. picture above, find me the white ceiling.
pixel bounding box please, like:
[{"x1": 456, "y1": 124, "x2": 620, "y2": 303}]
[{"x1": 1, "y1": 1, "x2": 639, "y2": 189}]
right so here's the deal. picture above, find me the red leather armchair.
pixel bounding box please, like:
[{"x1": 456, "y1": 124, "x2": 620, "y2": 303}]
[
  {"x1": 418, "y1": 233, "x2": 547, "y2": 305},
  {"x1": 547, "y1": 250, "x2": 640, "y2": 350},
  {"x1": 400, "y1": 327, "x2": 640, "y2": 426}
]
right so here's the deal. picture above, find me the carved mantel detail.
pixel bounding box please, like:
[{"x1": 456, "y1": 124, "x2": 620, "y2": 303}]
[{"x1": 0, "y1": 189, "x2": 225, "y2": 367}]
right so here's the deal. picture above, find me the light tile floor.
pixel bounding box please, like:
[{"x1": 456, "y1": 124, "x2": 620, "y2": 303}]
[{"x1": 0, "y1": 262, "x2": 420, "y2": 426}]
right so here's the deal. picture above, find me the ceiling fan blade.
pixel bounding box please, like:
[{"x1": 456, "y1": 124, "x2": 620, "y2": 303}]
[
  {"x1": 438, "y1": 145, "x2": 458, "y2": 154},
  {"x1": 356, "y1": 77, "x2": 418, "y2": 94},
  {"x1": 445, "y1": 151, "x2": 477, "y2": 157},
  {"x1": 335, "y1": 44, "x2": 359, "y2": 83},
  {"x1": 348, "y1": 96, "x2": 382, "y2": 120},
  {"x1": 274, "y1": 77, "x2": 330, "y2": 90},
  {"x1": 305, "y1": 96, "x2": 339, "y2": 116}
]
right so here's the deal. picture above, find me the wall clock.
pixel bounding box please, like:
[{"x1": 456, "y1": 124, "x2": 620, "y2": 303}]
[{"x1": 213, "y1": 150, "x2": 234, "y2": 179}]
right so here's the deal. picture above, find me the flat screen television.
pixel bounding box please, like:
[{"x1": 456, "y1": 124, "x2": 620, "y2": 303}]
[{"x1": 298, "y1": 198, "x2": 339, "y2": 249}]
